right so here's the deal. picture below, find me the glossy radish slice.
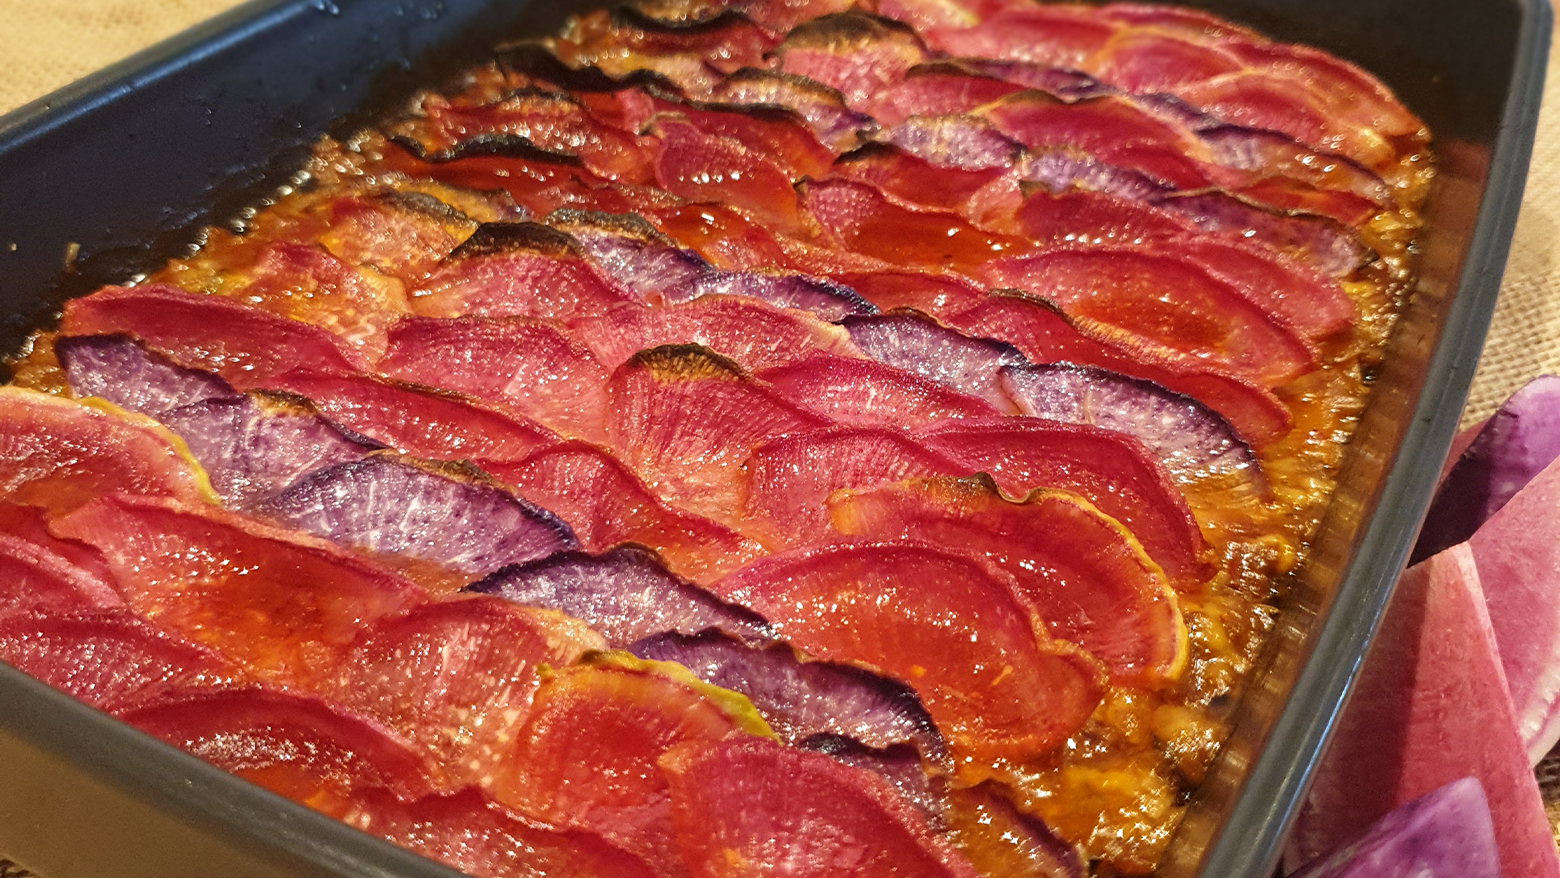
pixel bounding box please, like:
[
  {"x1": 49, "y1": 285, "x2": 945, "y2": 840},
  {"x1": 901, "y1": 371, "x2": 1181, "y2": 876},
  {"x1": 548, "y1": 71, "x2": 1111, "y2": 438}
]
[
  {"x1": 804, "y1": 179, "x2": 1034, "y2": 270},
  {"x1": 0, "y1": 509, "x2": 125, "y2": 614},
  {"x1": 60, "y1": 284, "x2": 369, "y2": 386},
  {"x1": 830, "y1": 269, "x2": 988, "y2": 318},
  {"x1": 483, "y1": 440, "x2": 765, "y2": 584},
  {"x1": 758, "y1": 353, "x2": 999, "y2": 429},
  {"x1": 876, "y1": 114, "x2": 1026, "y2": 173},
  {"x1": 917, "y1": 417, "x2": 1211, "y2": 589},
  {"x1": 58, "y1": 333, "x2": 238, "y2": 417},
  {"x1": 632, "y1": 629, "x2": 942, "y2": 754},
  {"x1": 317, "y1": 191, "x2": 483, "y2": 284},
  {"x1": 712, "y1": 542, "x2": 1104, "y2": 762},
  {"x1": 53, "y1": 494, "x2": 420, "y2": 688},
  {"x1": 264, "y1": 368, "x2": 560, "y2": 465},
  {"x1": 710, "y1": 68, "x2": 874, "y2": 152},
  {"x1": 774, "y1": 12, "x2": 930, "y2": 107},
  {"x1": 832, "y1": 143, "x2": 1011, "y2": 213},
  {"x1": 253, "y1": 454, "x2": 578, "y2": 577},
  {"x1": 219, "y1": 242, "x2": 408, "y2": 358},
  {"x1": 471, "y1": 544, "x2": 771, "y2": 647},
  {"x1": 327, "y1": 597, "x2": 605, "y2": 786},
  {"x1": 492, "y1": 655, "x2": 771, "y2": 875},
  {"x1": 651, "y1": 118, "x2": 808, "y2": 235},
  {"x1": 944, "y1": 784, "x2": 1085, "y2": 878},
  {"x1": 686, "y1": 267, "x2": 876, "y2": 320},
  {"x1": 605, "y1": 345, "x2": 829, "y2": 521},
  {"x1": 122, "y1": 686, "x2": 442, "y2": 817},
  {"x1": 379, "y1": 315, "x2": 610, "y2": 441},
  {"x1": 841, "y1": 309, "x2": 1026, "y2": 411},
  {"x1": 864, "y1": 62, "x2": 1027, "y2": 126},
  {"x1": 410, "y1": 222, "x2": 639, "y2": 320},
  {"x1": 662, "y1": 735, "x2": 981, "y2": 878},
  {"x1": 742, "y1": 426, "x2": 969, "y2": 545},
  {"x1": 620, "y1": 92, "x2": 837, "y2": 180},
  {"x1": 546, "y1": 208, "x2": 714, "y2": 302},
  {"x1": 0, "y1": 387, "x2": 216, "y2": 515},
  {"x1": 0, "y1": 610, "x2": 239, "y2": 713},
  {"x1": 828, "y1": 476, "x2": 1186, "y2": 684}
]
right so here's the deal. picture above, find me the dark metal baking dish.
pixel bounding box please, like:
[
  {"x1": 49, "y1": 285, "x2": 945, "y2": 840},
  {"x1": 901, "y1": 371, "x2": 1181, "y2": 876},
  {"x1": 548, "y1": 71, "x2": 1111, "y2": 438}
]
[{"x1": 0, "y1": 0, "x2": 1549, "y2": 876}]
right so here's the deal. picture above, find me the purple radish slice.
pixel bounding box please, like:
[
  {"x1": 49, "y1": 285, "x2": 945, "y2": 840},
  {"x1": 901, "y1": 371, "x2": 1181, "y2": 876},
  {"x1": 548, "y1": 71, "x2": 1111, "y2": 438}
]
[
  {"x1": 160, "y1": 391, "x2": 384, "y2": 508},
  {"x1": 710, "y1": 68, "x2": 877, "y2": 152},
  {"x1": 546, "y1": 209, "x2": 714, "y2": 300},
  {"x1": 689, "y1": 268, "x2": 877, "y2": 321},
  {"x1": 253, "y1": 453, "x2": 577, "y2": 576},
  {"x1": 1290, "y1": 777, "x2": 1497, "y2": 878},
  {"x1": 1413, "y1": 375, "x2": 1560, "y2": 564},
  {"x1": 799, "y1": 734, "x2": 943, "y2": 817},
  {"x1": 941, "y1": 783, "x2": 1085, "y2": 878},
  {"x1": 58, "y1": 334, "x2": 239, "y2": 416},
  {"x1": 842, "y1": 310, "x2": 1026, "y2": 411},
  {"x1": 875, "y1": 115, "x2": 1025, "y2": 171},
  {"x1": 467, "y1": 543, "x2": 769, "y2": 646},
  {"x1": 999, "y1": 363, "x2": 1263, "y2": 489},
  {"x1": 632, "y1": 629, "x2": 943, "y2": 757}
]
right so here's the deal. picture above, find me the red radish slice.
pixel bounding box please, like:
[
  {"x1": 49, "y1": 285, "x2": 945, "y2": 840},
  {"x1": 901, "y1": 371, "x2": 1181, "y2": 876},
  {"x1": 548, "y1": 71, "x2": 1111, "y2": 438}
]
[
  {"x1": 53, "y1": 494, "x2": 420, "y2": 689},
  {"x1": 220, "y1": 242, "x2": 407, "y2": 358},
  {"x1": 491, "y1": 655, "x2": 770, "y2": 875},
  {"x1": 1289, "y1": 777, "x2": 1497, "y2": 878},
  {"x1": 327, "y1": 597, "x2": 604, "y2": 787},
  {"x1": 410, "y1": 222, "x2": 639, "y2": 320},
  {"x1": 758, "y1": 353, "x2": 1001, "y2": 429},
  {"x1": 0, "y1": 502, "x2": 124, "y2": 613},
  {"x1": 379, "y1": 315, "x2": 610, "y2": 441},
  {"x1": 864, "y1": 63, "x2": 1027, "y2": 126},
  {"x1": 348, "y1": 786, "x2": 660, "y2": 878},
  {"x1": 742, "y1": 426, "x2": 969, "y2": 545},
  {"x1": 61, "y1": 284, "x2": 369, "y2": 385},
  {"x1": 663, "y1": 736, "x2": 981, "y2": 878},
  {"x1": 317, "y1": 191, "x2": 482, "y2": 284},
  {"x1": 619, "y1": 93, "x2": 836, "y2": 180},
  {"x1": 943, "y1": 784, "x2": 1085, "y2": 878},
  {"x1": 774, "y1": 12, "x2": 930, "y2": 107},
  {"x1": 0, "y1": 610, "x2": 239, "y2": 713},
  {"x1": 710, "y1": 68, "x2": 875, "y2": 153},
  {"x1": 1291, "y1": 544, "x2": 1559, "y2": 878},
  {"x1": 605, "y1": 345, "x2": 829, "y2": 521},
  {"x1": 712, "y1": 541, "x2": 1104, "y2": 762},
  {"x1": 265, "y1": 368, "x2": 560, "y2": 464},
  {"x1": 831, "y1": 268, "x2": 988, "y2": 318},
  {"x1": 828, "y1": 476, "x2": 1186, "y2": 684},
  {"x1": 917, "y1": 417, "x2": 1212, "y2": 590},
  {"x1": 651, "y1": 118, "x2": 809, "y2": 235},
  {"x1": 122, "y1": 685, "x2": 442, "y2": 817},
  {"x1": 0, "y1": 387, "x2": 216, "y2": 515},
  {"x1": 832, "y1": 142, "x2": 1012, "y2": 212},
  {"x1": 483, "y1": 440, "x2": 765, "y2": 584},
  {"x1": 804, "y1": 179, "x2": 1035, "y2": 270}
]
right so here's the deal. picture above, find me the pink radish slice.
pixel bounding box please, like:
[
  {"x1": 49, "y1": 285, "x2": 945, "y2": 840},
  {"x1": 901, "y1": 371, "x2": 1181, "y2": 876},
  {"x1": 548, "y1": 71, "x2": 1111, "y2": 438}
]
[{"x1": 1289, "y1": 777, "x2": 1497, "y2": 878}]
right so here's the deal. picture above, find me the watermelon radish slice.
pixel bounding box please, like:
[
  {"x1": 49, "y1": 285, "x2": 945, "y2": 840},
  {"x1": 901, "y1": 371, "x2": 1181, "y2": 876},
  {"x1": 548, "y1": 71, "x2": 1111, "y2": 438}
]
[
  {"x1": 546, "y1": 208, "x2": 712, "y2": 302},
  {"x1": 315, "y1": 191, "x2": 482, "y2": 285},
  {"x1": 0, "y1": 610, "x2": 240, "y2": 713},
  {"x1": 492, "y1": 654, "x2": 770, "y2": 874},
  {"x1": 662, "y1": 735, "x2": 980, "y2": 878},
  {"x1": 121, "y1": 685, "x2": 443, "y2": 818},
  {"x1": 758, "y1": 353, "x2": 1001, "y2": 429},
  {"x1": 832, "y1": 142, "x2": 1012, "y2": 213},
  {"x1": 348, "y1": 786, "x2": 660, "y2": 878},
  {"x1": 828, "y1": 476, "x2": 1186, "y2": 685},
  {"x1": 53, "y1": 493, "x2": 420, "y2": 689},
  {"x1": 863, "y1": 63, "x2": 1028, "y2": 127},
  {"x1": 829, "y1": 268, "x2": 988, "y2": 318},
  {"x1": 840, "y1": 309, "x2": 1027, "y2": 412},
  {"x1": 798, "y1": 734, "x2": 943, "y2": 817},
  {"x1": 1413, "y1": 374, "x2": 1560, "y2": 564},
  {"x1": 1289, "y1": 777, "x2": 1498, "y2": 878},
  {"x1": 710, "y1": 68, "x2": 875, "y2": 153},
  {"x1": 469, "y1": 544, "x2": 771, "y2": 647},
  {"x1": 631, "y1": 629, "x2": 942, "y2": 754},
  {"x1": 0, "y1": 387, "x2": 217, "y2": 515},
  {"x1": 650, "y1": 117, "x2": 809, "y2": 235},
  {"x1": 0, "y1": 502, "x2": 124, "y2": 613},
  {"x1": 876, "y1": 113, "x2": 1025, "y2": 175},
  {"x1": 616, "y1": 91, "x2": 836, "y2": 180},
  {"x1": 58, "y1": 333, "x2": 238, "y2": 416},
  {"x1": 712, "y1": 541, "x2": 1105, "y2": 762},
  {"x1": 326, "y1": 597, "x2": 604, "y2": 786},
  {"x1": 685, "y1": 266, "x2": 876, "y2": 321},
  {"x1": 1290, "y1": 544, "x2": 1559, "y2": 878},
  {"x1": 481, "y1": 440, "x2": 766, "y2": 584},
  {"x1": 774, "y1": 12, "x2": 930, "y2": 107},
  {"x1": 605, "y1": 344, "x2": 829, "y2": 520},
  {"x1": 218, "y1": 241, "x2": 408, "y2": 359},
  {"x1": 253, "y1": 454, "x2": 578, "y2": 577},
  {"x1": 943, "y1": 784, "x2": 1085, "y2": 878},
  {"x1": 804, "y1": 179, "x2": 1035, "y2": 271}
]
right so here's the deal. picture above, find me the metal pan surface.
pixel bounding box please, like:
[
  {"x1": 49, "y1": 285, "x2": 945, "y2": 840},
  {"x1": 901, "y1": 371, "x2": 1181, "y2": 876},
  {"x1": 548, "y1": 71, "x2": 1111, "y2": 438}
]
[{"x1": 0, "y1": 1, "x2": 1549, "y2": 876}]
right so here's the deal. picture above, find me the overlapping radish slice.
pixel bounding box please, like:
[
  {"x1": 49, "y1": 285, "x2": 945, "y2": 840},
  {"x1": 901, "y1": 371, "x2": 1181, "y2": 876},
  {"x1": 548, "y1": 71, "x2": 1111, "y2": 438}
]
[
  {"x1": 712, "y1": 542, "x2": 1105, "y2": 762},
  {"x1": 973, "y1": 249, "x2": 1316, "y2": 388},
  {"x1": 682, "y1": 267, "x2": 876, "y2": 319},
  {"x1": 832, "y1": 268, "x2": 989, "y2": 317},
  {"x1": 841, "y1": 309, "x2": 1026, "y2": 411},
  {"x1": 805, "y1": 178, "x2": 1035, "y2": 270},
  {"x1": 945, "y1": 291, "x2": 1291, "y2": 445},
  {"x1": 833, "y1": 142, "x2": 1013, "y2": 213},
  {"x1": 828, "y1": 476, "x2": 1186, "y2": 684},
  {"x1": 121, "y1": 685, "x2": 442, "y2": 818},
  {"x1": 253, "y1": 454, "x2": 578, "y2": 579},
  {"x1": 60, "y1": 284, "x2": 370, "y2": 386},
  {"x1": 799, "y1": 733, "x2": 944, "y2": 816},
  {"x1": 491, "y1": 654, "x2": 772, "y2": 874},
  {"x1": 0, "y1": 387, "x2": 216, "y2": 515},
  {"x1": 618, "y1": 91, "x2": 837, "y2": 179},
  {"x1": 0, "y1": 503, "x2": 124, "y2": 613},
  {"x1": 916, "y1": 417, "x2": 1211, "y2": 589},
  {"x1": 864, "y1": 62, "x2": 1027, "y2": 126},
  {"x1": 943, "y1": 784, "x2": 1085, "y2": 878},
  {"x1": 58, "y1": 333, "x2": 238, "y2": 417},
  {"x1": 650, "y1": 117, "x2": 809, "y2": 235},
  {"x1": 708, "y1": 68, "x2": 875, "y2": 152},
  {"x1": 546, "y1": 208, "x2": 714, "y2": 299},
  {"x1": 482, "y1": 441, "x2": 765, "y2": 583},
  {"x1": 742, "y1": 426, "x2": 969, "y2": 544},
  {"x1": 325, "y1": 597, "x2": 605, "y2": 786},
  {"x1": 632, "y1": 629, "x2": 943, "y2": 754},
  {"x1": 606, "y1": 344, "x2": 829, "y2": 520},
  {"x1": 662, "y1": 735, "x2": 980, "y2": 878},
  {"x1": 0, "y1": 611, "x2": 239, "y2": 713},
  {"x1": 553, "y1": 7, "x2": 779, "y2": 79},
  {"x1": 264, "y1": 368, "x2": 560, "y2": 464},
  {"x1": 876, "y1": 114, "x2": 1027, "y2": 175},
  {"x1": 372, "y1": 135, "x2": 622, "y2": 221},
  {"x1": 316, "y1": 191, "x2": 484, "y2": 284},
  {"x1": 160, "y1": 391, "x2": 385, "y2": 508},
  {"x1": 348, "y1": 786, "x2": 660, "y2": 878},
  {"x1": 568, "y1": 295, "x2": 858, "y2": 371},
  {"x1": 410, "y1": 222, "x2": 640, "y2": 320},
  {"x1": 470, "y1": 544, "x2": 771, "y2": 646},
  {"x1": 774, "y1": 12, "x2": 931, "y2": 106},
  {"x1": 379, "y1": 315, "x2": 610, "y2": 440},
  {"x1": 758, "y1": 353, "x2": 1000, "y2": 428},
  {"x1": 53, "y1": 494, "x2": 420, "y2": 688}
]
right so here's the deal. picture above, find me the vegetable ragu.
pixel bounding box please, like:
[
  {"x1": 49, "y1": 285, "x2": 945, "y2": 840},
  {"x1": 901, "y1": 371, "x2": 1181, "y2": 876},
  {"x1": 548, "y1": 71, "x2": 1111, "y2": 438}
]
[{"x1": 0, "y1": 0, "x2": 1432, "y2": 875}]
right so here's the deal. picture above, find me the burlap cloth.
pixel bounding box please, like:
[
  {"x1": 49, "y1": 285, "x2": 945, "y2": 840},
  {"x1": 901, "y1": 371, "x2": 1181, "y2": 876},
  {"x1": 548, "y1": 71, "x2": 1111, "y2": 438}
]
[{"x1": 3, "y1": 0, "x2": 1560, "y2": 872}]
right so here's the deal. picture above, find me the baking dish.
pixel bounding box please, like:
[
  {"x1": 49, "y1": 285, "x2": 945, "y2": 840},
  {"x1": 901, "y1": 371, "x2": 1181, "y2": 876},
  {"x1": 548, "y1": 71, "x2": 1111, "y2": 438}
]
[{"x1": 0, "y1": 0, "x2": 1549, "y2": 875}]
